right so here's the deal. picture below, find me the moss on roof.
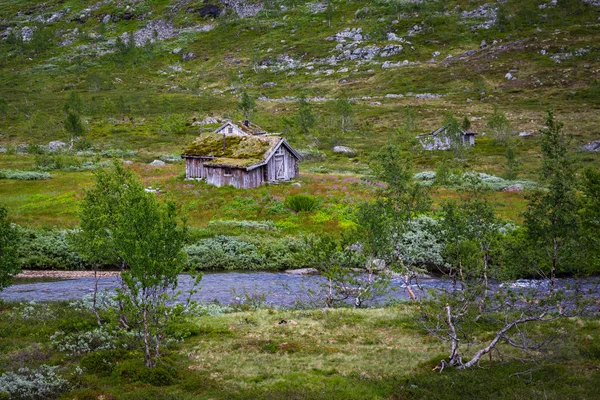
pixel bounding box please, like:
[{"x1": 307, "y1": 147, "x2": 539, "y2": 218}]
[{"x1": 182, "y1": 133, "x2": 282, "y2": 168}]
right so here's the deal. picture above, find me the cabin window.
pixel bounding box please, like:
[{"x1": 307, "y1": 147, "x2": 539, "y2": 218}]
[
  {"x1": 224, "y1": 168, "x2": 232, "y2": 176},
  {"x1": 275, "y1": 147, "x2": 284, "y2": 155},
  {"x1": 227, "y1": 126, "x2": 233, "y2": 134}
]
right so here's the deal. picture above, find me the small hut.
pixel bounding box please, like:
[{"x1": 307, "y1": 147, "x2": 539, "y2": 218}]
[
  {"x1": 417, "y1": 126, "x2": 478, "y2": 150},
  {"x1": 182, "y1": 122, "x2": 302, "y2": 188}
]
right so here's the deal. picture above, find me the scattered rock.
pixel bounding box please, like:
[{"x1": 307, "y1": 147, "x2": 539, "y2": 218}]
[
  {"x1": 21, "y1": 26, "x2": 34, "y2": 42},
  {"x1": 333, "y1": 145, "x2": 356, "y2": 155},
  {"x1": 583, "y1": 140, "x2": 600, "y2": 152},
  {"x1": 503, "y1": 184, "x2": 524, "y2": 192},
  {"x1": 149, "y1": 160, "x2": 166, "y2": 167},
  {"x1": 291, "y1": 182, "x2": 302, "y2": 187},
  {"x1": 48, "y1": 141, "x2": 66, "y2": 151},
  {"x1": 306, "y1": 2, "x2": 327, "y2": 13},
  {"x1": 182, "y1": 52, "x2": 196, "y2": 61},
  {"x1": 262, "y1": 82, "x2": 277, "y2": 88},
  {"x1": 102, "y1": 14, "x2": 111, "y2": 24},
  {"x1": 385, "y1": 93, "x2": 404, "y2": 99},
  {"x1": 123, "y1": 160, "x2": 134, "y2": 165},
  {"x1": 193, "y1": 116, "x2": 219, "y2": 126},
  {"x1": 467, "y1": 98, "x2": 473, "y2": 103},
  {"x1": 285, "y1": 268, "x2": 319, "y2": 275},
  {"x1": 172, "y1": 47, "x2": 182, "y2": 54},
  {"x1": 480, "y1": 39, "x2": 487, "y2": 48},
  {"x1": 122, "y1": 20, "x2": 178, "y2": 47},
  {"x1": 519, "y1": 131, "x2": 532, "y2": 137},
  {"x1": 505, "y1": 72, "x2": 516, "y2": 80}
]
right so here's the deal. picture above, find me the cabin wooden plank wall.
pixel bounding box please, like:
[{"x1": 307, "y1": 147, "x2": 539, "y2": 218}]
[
  {"x1": 265, "y1": 146, "x2": 298, "y2": 182},
  {"x1": 202, "y1": 166, "x2": 265, "y2": 189},
  {"x1": 185, "y1": 158, "x2": 207, "y2": 179}
]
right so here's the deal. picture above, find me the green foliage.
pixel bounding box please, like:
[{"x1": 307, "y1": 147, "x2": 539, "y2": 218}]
[
  {"x1": 80, "y1": 349, "x2": 126, "y2": 376},
  {"x1": 334, "y1": 94, "x2": 354, "y2": 135},
  {"x1": 16, "y1": 227, "x2": 88, "y2": 270},
  {"x1": 77, "y1": 163, "x2": 194, "y2": 367},
  {"x1": 285, "y1": 194, "x2": 319, "y2": 212},
  {"x1": 0, "y1": 169, "x2": 52, "y2": 180},
  {"x1": 0, "y1": 205, "x2": 19, "y2": 290},
  {"x1": 523, "y1": 111, "x2": 579, "y2": 283},
  {"x1": 238, "y1": 91, "x2": 256, "y2": 120},
  {"x1": 185, "y1": 235, "x2": 263, "y2": 270},
  {"x1": 111, "y1": 358, "x2": 176, "y2": 386},
  {"x1": 487, "y1": 105, "x2": 512, "y2": 145},
  {"x1": 0, "y1": 365, "x2": 70, "y2": 400},
  {"x1": 157, "y1": 113, "x2": 187, "y2": 134},
  {"x1": 295, "y1": 93, "x2": 316, "y2": 135}
]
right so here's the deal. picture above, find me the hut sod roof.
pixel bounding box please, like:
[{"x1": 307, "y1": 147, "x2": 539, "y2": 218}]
[{"x1": 182, "y1": 133, "x2": 282, "y2": 168}]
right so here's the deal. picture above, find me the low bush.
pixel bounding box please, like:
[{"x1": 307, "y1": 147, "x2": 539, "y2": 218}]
[
  {"x1": 50, "y1": 327, "x2": 135, "y2": 355},
  {"x1": 0, "y1": 365, "x2": 70, "y2": 400},
  {"x1": 16, "y1": 227, "x2": 89, "y2": 270},
  {"x1": 0, "y1": 169, "x2": 52, "y2": 180},
  {"x1": 80, "y1": 349, "x2": 127, "y2": 376},
  {"x1": 285, "y1": 194, "x2": 319, "y2": 212},
  {"x1": 185, "y1": 235, "x2": 309, "y2": 271},
  {"x1": 185, "y1": 235, "x2": 263, "y2": 270},
  {"x1": 111, "y1": 359, "x2": 176, "y2": 386}
]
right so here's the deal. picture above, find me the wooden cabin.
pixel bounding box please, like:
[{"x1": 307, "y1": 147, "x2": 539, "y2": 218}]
[
  {"x1": 417, "y1": 126, "x2": 478, "y2": 150},
  {"x1": 182, "y1": 122, "x2": 302, "y2": 188}
]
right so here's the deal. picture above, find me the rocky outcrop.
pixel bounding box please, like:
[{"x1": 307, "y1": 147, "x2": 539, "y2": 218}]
[
  {"x1": 333, "y1": 145, "x2": 356, "y2": 155},
  {"x1": 583, "y1": 140, "x2": 600, "y2": 152}
]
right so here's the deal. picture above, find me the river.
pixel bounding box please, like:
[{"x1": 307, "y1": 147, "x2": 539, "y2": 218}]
[{"x1": 2, "y1": 272, "x2": 598, "y2": 307}]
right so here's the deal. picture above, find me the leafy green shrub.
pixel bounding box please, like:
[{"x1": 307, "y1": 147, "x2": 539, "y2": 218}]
[
  {"x1": 164, "y1": 320, "x2": 201, "y2": 340},
  {"x1": 99, "y1": 149, "x2": 136, "y2": 158},
  {"x1": 80, "y1": 349, "x2": 126, "y2": 376},
  {"x1": 0, "y1": 169, "x2": 52, "y2": 180},
  {"x1": 207, "y1": 219, "x2": 277, "y2": 231},
  {"x1": 50, "y1": 327, "x2": 135, "y2": 355},
  {"x1": 0, "y1": 365, "x2": 70, "y2": 400},
  {"x1": 285, "y1": 194, "x2": 319, "y2": 212},
  {"x1": 16, "y1": 227, "x2": 89, "y2": 270},
  {"x1": 112, "y1": 359, "x2": 176, "y2": 386},
  {"x1": 185, "y1": 235, "x2": 264, "y2": 270}
]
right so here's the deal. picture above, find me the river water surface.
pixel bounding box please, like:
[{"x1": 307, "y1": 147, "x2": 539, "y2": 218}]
[{"x1": 2, "y1": 272, "x2": 598, "y2": 307}]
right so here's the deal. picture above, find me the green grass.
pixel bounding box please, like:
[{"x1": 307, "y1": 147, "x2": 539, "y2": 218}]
[{"x1": 0, "y1": 302, "x2": 598, "y2": 399}]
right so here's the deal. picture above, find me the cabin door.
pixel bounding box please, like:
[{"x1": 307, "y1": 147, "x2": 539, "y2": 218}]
[{"x1": 275, "y1": 148, "x2": 285, "y2": 180}]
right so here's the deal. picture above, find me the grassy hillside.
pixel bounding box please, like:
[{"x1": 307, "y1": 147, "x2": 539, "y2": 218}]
[{"x1": 0, "y1": 0, "x2": 599, "y2": 231}]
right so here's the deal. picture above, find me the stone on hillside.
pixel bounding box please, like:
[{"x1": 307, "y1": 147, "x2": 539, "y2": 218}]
[
  {"x1": 519, "y1": 131, "x2": 532, "y2": 137},
  {"x1": 505, "y1": 72, "x2": 516, "y2": 80},
  {"x1": 48, "y1": 141, "x2": 66, "y2": 150},
  {"x1": 262, "y1": 82, "x2": 277, "y2": 88},
  {"x1": 149, "y1": 160, "x2": 166, "y2": 167},
  {"x1": 291, "y1": 182, "x2": 301, "y2": 187},
  {"x1": 385, "y1": 93, "x2": 404, "y2": 98},
  {"x1": 182, "y1": 52, "x2": 196, "y2": 61},
  {"x1": 0, "y1": 148, "x2": 6, "y2": 154},
  {"x1": 172, "y1": 47, "x2": 182, "y2": 54},
  {"x1": 369, "y1": 259, "x2": 386, "y2": 271},
  {"x1": 285, "y1": 268, "x2": 319, "y2": 275},
  {"x1": 480, "y1": 39, "x2": 487, "y2": 48},
  {"x1": 333, "y1": 145, "x2": 356, "y2": 155},
  {"x1": 102, "y1": 14, "x2": 111, "y2": 24},
  {"x1": 583, "y1": 140, "x2": 600, "y2": 152},
  {"x1": 21, "y1": 26, "x2": 34, "y2": 42},
  {"x1": 123, "y1": 160, "x2": 133, "y2": 165},
  {"x1": 503, "y1": 184, "x2": 524, "y2": 192}
]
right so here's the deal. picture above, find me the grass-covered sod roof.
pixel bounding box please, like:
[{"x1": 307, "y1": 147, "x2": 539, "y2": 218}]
[{"x1": 182, "y1": 133, "x2": 282, "y2": 168}]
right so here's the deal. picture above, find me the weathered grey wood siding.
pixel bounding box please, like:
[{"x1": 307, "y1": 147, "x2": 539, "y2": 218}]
[
  {"x1": 265, "y1": 145, "x2": 299, "y2": 182},
  {"x1": 202, "y1": 166, "x2": 265, "y2": 188},
  {"x1": 185, "y1": 158, "x2": 207, "y2": 179}
]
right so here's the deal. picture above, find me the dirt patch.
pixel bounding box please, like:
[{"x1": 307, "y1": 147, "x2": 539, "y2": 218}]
[{"x1": 15, "y1": 270, "x2": 121, "y2": 279}]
